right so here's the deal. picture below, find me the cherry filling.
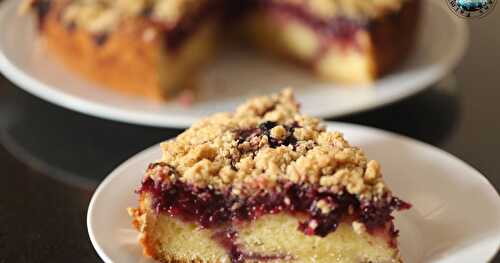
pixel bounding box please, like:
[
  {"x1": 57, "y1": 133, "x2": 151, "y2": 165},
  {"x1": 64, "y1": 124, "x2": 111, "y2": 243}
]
[
  {"x1": 32, "y1": 0, "x2": 52, "y2": 30},
  {"x1": 138, "y1": 163, "x2": 410, "y2": 262},
  {"x1": 254, "y1": 0, "x2": 366, "y2": 44}
]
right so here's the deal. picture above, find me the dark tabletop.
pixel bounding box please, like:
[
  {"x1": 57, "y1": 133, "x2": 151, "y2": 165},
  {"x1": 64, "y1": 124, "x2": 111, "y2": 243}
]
[{"x1": 1, "y1": 6, "x2": 499, "y2": 263}]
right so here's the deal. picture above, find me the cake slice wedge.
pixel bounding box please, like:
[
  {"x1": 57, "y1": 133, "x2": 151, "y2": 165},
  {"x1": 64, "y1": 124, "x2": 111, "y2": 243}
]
[
  {"x1": 129, "y1": 89, "x2": 410, "y2": 262},
  {"x1": 241, "y1": 0, "x2": 420, "y2": 84}
]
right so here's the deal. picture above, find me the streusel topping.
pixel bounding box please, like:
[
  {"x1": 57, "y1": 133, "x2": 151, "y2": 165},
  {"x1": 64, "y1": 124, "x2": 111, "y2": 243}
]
[
  {"x1": 152, "y1": 89, "x2": 389, "y2": 205},
  {"x1": 22, "y1": 0, "x2": 208, "y2": 33},
  {"x1": 22, "y1": 0, "x2": 409, "y2": 33}
]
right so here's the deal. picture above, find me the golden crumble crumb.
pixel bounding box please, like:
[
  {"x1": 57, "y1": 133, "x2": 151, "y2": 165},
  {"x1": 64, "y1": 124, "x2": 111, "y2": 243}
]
[
  {"x1": 364, "y1": 160, "x2": 381, "y2": 182},
  {"x1": 316, "y1": 200, "x2": 332, "y2": 214},
  {"x1": 270, "y1": 125, "x2": 288, "y2": 140},
  {"x1": 352, "y1": 221, "x2": 367, "y2": 235},
  {"x1": 151, "y1": 89, "x2": 390, "y2": 201}
]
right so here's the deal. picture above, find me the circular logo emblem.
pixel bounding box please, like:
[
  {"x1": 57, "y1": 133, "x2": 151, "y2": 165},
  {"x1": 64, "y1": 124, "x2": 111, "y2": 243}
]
[{"x1": 447, "y1": 0, "x2": 497, "y2": 18}]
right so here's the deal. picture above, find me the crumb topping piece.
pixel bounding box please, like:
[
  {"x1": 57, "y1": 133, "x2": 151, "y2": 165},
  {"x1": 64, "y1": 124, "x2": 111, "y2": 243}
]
[{"x1": 154, "y1": 89, "x2": 388, "y2": 204}]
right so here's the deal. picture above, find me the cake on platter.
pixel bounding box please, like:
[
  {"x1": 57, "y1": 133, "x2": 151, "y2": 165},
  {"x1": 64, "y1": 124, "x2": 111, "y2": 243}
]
[
  {"x1": 21, "y1": 0, "x2": 420, "y2": 100},
  {"x1": 129, "y1": 89, "x2": 411, "y2": 262}
]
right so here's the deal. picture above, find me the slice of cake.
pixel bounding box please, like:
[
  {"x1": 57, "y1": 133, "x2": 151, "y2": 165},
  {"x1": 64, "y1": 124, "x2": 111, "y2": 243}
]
[
  {"x1": 20, "y1": 0, "x2": 220, "y2": 100},
  {"x1": 129, "y1": 89, "x2": 410, "y2": 262},
  {"x1": 241, "y1": 0, "x2": 420, "y2": 84}
]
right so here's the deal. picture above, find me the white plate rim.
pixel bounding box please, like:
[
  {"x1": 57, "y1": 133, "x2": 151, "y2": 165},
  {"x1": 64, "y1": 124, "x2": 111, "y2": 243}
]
[
  {"x1": 0, "y1": 0, "x2": 469, "y2": 128},
  {"x1": 87, "y1": 121, "x2": 500, "y2": 263}
]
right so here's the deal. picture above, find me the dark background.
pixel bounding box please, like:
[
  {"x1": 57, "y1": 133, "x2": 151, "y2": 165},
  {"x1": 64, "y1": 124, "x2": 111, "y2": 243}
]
[{"x1": 0, "y1": 3, "x2": 499, "y2": 263}]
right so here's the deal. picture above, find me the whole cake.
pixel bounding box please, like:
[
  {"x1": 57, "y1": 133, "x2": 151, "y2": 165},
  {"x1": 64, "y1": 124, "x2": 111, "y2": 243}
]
[
  {"x1": 129, "y1": 89, "x2": 411, "y2": 262},
  {"x1": 21, "y1": 0, "x2": 420, "y2": 100}
]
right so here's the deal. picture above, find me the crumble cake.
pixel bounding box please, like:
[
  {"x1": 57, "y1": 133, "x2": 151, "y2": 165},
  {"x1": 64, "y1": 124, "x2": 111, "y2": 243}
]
[
  {"x1": 129, "y1": 89, "x2": 411, "y2": 262},
  {"x1": 21, "y1": 0, "x2": 420, "y2": 100},
  {"x1": 242, "y1": 0, "x2": 420, "y2": 83},
  {"x1": 20, "y1": 0, "x2": 219, "y2": 100}
]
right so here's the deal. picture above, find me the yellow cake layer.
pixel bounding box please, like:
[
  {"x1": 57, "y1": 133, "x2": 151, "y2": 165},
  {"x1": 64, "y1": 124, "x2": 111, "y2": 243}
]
[{"x1": 132, "y1": 197, "x2": 401, "y2": 263}]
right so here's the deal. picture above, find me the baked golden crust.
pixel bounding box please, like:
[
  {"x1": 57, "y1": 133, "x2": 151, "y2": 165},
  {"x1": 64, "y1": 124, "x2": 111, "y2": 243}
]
[
  {"x1": 42, "y1": 2, "x2": 165, "y2": 99},
  {"x1": 156, "y1": 89, "x2": 389, "y2": 203},
  {"x1": 30, "y1": 0, "x2": 217, "y2": 100}
]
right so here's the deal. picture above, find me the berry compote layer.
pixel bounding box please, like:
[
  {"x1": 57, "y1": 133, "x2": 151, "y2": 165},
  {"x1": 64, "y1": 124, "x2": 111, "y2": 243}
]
[{"x1": 256, "y1": 1, "x2": 365, "y2": 42}]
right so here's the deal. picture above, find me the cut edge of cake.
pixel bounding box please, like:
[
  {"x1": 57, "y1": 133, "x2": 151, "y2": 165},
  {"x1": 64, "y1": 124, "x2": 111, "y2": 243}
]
[
  {"x1": 21, "y1": 0, "x2": 218, "y2": 100},
  {"x1": 241, "y1": 0, "x2": 420, "y2": 84}
]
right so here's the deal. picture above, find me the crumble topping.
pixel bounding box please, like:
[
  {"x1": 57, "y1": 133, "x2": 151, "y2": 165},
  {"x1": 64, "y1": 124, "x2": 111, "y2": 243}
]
[
  {"x1": 22, "y1": 0, "x2": 208, "y2": 33},
  {"x1": 22, "y1": 0, "x2": 410, "y2": 33},
  {"x1": 154, "y1": 89, "x2": 388, "y2": 203}
]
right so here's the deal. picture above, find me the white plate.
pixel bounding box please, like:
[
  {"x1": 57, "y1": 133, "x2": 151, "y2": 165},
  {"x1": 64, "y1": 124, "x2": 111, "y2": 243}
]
[
  {"x1": 88, "y1": 122, "x2": 500, "y2": 263},
  {"x1": 0, "y1": 0, "x2": 467, "y2": 128}
]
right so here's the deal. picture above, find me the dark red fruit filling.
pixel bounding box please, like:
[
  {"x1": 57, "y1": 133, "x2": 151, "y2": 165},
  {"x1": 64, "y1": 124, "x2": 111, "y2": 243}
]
[
  {"x1": 138, "y1": 164, "x2": 410, "y2": 237},
  {"x1": 255, "y1": 0, "x2": 365, "y2": 44},
  {"x1": 138, "y1": 162, "x2": 409, "y2": 262}
]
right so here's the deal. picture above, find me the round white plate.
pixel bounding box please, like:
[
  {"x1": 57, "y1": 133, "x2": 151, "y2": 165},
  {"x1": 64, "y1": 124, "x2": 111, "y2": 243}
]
[
  {"x1": 0, "y1": 0, "x2": 467, "y2": 128},
  {"x1": 88, "y1": 122, "x2": 500, "y2": 263}
]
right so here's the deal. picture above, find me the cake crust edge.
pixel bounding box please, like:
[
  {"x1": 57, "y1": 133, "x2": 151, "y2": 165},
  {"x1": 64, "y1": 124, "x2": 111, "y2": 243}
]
[{"x1": 35, "y1": 0, "x2": 217, "y2": 100}]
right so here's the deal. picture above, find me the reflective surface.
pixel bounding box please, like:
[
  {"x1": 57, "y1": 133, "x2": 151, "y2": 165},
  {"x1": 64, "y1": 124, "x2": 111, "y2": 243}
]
[
  {"x1": 1, "y1": 7, "x2": 500, "y2": 263},
  {"x1": 0, "y1": 85, "x2": 180, "y2": 188}
]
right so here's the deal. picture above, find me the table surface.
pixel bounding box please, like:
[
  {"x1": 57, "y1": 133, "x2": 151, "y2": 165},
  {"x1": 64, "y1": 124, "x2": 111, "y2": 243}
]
[{"x1": 1, "y1": 4, "x2": 499, "y2": 263}]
